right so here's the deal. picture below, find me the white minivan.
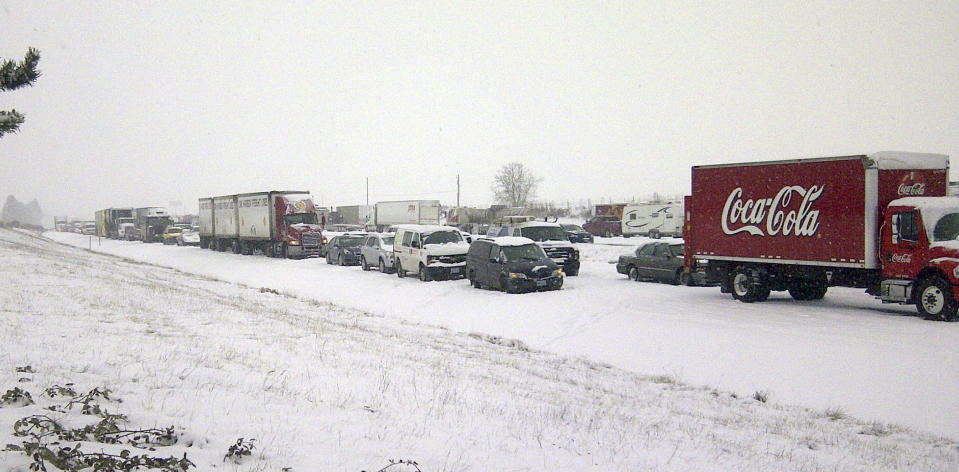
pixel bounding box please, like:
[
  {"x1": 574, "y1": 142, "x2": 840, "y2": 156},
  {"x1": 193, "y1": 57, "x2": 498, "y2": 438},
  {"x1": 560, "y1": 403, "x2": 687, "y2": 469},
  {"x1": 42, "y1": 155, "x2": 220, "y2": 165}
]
[{"x1": 393, "y1": 225, "x2": 470, "y2": 281}]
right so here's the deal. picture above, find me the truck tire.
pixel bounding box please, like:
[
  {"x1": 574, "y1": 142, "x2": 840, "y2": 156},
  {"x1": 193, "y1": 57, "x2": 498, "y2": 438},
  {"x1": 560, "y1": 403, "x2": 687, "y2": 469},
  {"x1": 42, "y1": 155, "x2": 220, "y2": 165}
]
[
  {"x1": 788, "y1": 282, "x2": 828, "y2": 301},
  {"x1": 916, "y1": 277, "x2": 958, "y2": 321},
  {"x1": 628, "y1": 265, "x2": 640, "y2": 281},
  {"x1": 730, "y1": 265, "x2": 769, "y2": 303},
  {"x1": 396, "y1": 260, "x2": 405, "y2": 278},
  {"x1": 419, "y1": 264, "x2": 432, "y2": 282}
]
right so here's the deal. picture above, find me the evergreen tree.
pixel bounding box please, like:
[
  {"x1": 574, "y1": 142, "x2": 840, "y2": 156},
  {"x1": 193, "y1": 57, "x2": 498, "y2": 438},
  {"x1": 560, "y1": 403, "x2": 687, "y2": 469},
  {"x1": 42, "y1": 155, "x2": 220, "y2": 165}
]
[{"x1": 1, "y1": 47, "x2": 41, "y2": 138}]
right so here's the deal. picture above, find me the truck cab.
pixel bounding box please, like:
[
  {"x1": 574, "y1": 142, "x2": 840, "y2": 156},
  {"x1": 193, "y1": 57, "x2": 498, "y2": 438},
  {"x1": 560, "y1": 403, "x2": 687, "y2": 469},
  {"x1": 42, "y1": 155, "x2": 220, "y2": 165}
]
[{"x1": 880, "y1": 197, "x2": 959, "y2": 320}]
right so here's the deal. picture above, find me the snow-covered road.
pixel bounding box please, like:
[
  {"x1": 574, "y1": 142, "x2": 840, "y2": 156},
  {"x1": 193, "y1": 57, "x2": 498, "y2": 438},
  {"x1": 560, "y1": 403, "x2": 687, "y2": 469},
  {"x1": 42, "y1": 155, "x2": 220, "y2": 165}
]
[{"x1": 47, "y1": 232, "x2": 959, "y2": 438}]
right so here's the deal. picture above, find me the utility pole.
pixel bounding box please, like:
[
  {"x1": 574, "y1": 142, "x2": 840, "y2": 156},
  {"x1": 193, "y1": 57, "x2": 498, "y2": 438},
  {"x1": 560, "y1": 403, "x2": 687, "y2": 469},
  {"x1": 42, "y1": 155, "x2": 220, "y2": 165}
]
[
  {"x1": 366, "y1": 177, "x2": 369, "y2": 206},
  {"x1": 456, "y1": 174, "x2": 460, "y2": 208}
]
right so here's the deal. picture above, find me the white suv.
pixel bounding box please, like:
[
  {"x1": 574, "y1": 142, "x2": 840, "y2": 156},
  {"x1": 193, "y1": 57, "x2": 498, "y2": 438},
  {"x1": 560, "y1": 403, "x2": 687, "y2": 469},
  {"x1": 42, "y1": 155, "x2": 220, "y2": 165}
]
[
  {"x1": 393, "y1": 225, "x2": 469, "y2": 281},
  {"x1": 486, "y1": 220, "x2": 581, "y2": 276}
]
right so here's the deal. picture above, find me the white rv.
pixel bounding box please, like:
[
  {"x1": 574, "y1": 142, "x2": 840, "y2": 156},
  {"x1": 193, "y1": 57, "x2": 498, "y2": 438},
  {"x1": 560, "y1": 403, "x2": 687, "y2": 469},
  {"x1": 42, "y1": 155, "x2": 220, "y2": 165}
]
[{"x1": 621, "y1": 202, "x2": 683, "y2": 238}]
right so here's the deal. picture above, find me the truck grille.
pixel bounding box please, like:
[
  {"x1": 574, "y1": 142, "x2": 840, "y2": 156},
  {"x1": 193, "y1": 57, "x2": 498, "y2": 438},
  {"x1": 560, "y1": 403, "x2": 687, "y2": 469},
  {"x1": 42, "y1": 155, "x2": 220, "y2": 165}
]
[
  {"x1": 302, "y1": 233, "x2": 322, "y2": 246},
  {"x1": 543, "y1": 247, "x2": 574, "y2": 261}
]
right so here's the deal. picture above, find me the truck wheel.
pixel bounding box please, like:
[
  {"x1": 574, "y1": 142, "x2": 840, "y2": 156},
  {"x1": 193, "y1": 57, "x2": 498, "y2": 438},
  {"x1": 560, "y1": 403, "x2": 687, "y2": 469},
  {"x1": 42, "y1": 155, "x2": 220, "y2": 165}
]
[
  {"x1": 396, "y1": 261, "x2": 405, "y2": 278},
  {"x1": 281, "y1": 243, "x2": 288, "y2": 259},
  {"x1": 361, "y1": 256, "x2": 370, "y2": 271},
  {"x1": 628, "y1": 266, "x2": 640, "y2": 281},
  {"x1": 916, "y1": 277, "x2": 958, "y2": 321},
  {"x1": 419, "y1": 265, "x2": 432, "y2": 282},
  {"x1": 788, "y1": 283, "x2": 828, "y2": 301},
  {"x1": 730, "y1": 266, "x2": 769, "y2": 303}
]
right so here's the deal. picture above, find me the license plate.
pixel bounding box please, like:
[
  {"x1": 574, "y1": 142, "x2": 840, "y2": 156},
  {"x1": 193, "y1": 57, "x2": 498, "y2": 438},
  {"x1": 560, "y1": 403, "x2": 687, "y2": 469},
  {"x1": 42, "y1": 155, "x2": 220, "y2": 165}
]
[
  {"x1": 536, "y1": 279, "x2": 548, "y2": 287},
  {"x1": 450, "y1": 267, "x2": 461, "y2": 274}
]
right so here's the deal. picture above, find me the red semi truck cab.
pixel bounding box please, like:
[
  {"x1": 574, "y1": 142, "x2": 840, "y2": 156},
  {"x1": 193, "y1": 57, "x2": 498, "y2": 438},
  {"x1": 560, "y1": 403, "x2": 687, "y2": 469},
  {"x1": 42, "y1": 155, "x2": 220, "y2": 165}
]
[
  {"x1": 685, "y1": 152, "x2": 959, "y2": 321},
  {"x1": 273, "y1": 194, "x2": 324, "y2": 257}
]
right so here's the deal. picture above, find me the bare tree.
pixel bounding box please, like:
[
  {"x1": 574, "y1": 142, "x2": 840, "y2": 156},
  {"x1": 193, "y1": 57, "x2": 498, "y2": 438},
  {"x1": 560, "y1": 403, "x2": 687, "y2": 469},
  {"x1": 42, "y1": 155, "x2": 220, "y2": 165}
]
[
  {"x1": 492, "y1": 162, "x2": 541, "y2": 207},
  {"x1": 1, "y1": 47, "x2": 41, "y2": 138}
]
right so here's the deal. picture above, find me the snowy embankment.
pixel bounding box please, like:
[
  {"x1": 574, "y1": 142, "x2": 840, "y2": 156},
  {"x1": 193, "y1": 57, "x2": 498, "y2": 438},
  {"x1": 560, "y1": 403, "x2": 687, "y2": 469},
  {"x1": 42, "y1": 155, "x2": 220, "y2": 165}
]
[
  {"x1": 43, "y1": 231, "x2": 959, "y2": 442},
  {"x1": 0, "y1": 230, "x2": 959, "y2": 471},
  {"x1": 1, "y1": 229, "x2": 957, "y2": 470}
]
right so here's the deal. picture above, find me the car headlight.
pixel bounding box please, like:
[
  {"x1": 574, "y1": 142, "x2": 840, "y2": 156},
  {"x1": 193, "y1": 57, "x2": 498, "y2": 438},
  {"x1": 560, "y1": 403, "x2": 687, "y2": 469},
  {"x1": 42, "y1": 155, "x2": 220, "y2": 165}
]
[
  {"x1": 553, "y1": 269, "x2": 563, "y2": 276},
  {"x1": 508, "y1": 272, "x2": 528, "y2": 279},
  {"x1": 288, "y1": 240, "x2": 301, "y2": 246}
]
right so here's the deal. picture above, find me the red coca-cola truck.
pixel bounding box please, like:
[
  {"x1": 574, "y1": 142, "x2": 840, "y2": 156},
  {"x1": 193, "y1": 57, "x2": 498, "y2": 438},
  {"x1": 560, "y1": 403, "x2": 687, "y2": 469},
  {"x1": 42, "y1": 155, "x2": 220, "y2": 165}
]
[{"x1": 684, "y1": 152, "x2": 959, "y2": 321}]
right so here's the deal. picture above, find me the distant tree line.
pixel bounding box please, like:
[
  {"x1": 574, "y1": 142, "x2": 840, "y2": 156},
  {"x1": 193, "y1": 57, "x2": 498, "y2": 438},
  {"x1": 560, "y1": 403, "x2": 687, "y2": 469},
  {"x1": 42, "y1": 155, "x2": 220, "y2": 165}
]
[{"x1": 1, "y1": 195, "x2": 44, "y2": 227}]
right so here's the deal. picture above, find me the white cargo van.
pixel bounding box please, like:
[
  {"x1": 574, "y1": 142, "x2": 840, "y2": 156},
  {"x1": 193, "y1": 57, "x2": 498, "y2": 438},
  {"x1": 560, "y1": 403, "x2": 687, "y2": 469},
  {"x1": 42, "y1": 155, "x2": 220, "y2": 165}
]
[{"x1": 393, "y1": 225, "x2": 469, "y2": 281}]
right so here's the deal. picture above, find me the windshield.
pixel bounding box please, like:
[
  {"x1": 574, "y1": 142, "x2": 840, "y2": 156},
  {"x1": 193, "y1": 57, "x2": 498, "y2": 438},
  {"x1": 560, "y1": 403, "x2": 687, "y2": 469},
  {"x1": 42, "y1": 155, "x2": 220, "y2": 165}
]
[
  {"x1": 424, "y1": 231, "x2": 463, "y2": 245},
  {"x1": 339, "y1": 236, "x2": 364, "y2": 247},
  {"x1": 382, "y1": 236, "x2": 395, "y2": 245},
  {"x1": 502, "y1": 244, "x2": 548, "y2": 261},
  {"x1": 520, "y1": 226, "x2": 568, "y2": 242},
  {"x1": 285, "y1": 213, "x2": 318, "y2": 225},
  {"x1": 931, "y1": 213, "x2": 959, "y2": 241},
  {"x1": 561, "y1": 224, "x2": 585, "y2": 232}
]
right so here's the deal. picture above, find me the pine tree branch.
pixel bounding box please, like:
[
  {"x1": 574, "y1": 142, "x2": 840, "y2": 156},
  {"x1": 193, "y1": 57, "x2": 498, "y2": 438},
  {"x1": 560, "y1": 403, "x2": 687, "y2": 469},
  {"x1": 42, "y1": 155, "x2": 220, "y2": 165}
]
[
  {"x1": 0, "y1": 47, "x2": 41, "y2": 91},
  {"x1": 0, "y1": 110, "x2": 25, "y2": 137}
]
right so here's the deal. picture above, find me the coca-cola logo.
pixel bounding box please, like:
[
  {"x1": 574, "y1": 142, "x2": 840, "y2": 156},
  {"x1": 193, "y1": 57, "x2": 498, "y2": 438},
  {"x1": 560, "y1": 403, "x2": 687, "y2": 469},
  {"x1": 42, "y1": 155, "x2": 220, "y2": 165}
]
[
  {"x1": 897, "y1": 172, "x2": 927, "y2": 196},
  {"x1": 897, "y1": 183, "x2": 926, "y2": 196},
  {"x1": 890, "y1": 253, "x2": 912, "y2": 263},
  {"x1": 722, "y1": 186, "x2": 823, "y2": 237}
]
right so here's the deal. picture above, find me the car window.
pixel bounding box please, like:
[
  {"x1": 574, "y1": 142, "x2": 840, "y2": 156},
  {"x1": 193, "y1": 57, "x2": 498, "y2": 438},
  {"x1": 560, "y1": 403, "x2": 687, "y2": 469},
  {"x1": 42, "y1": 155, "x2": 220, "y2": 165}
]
[
  {"x1": 669, "y1": 243, "x2": 685, "y2": 257},
  {"x1": 382, "y1": 236, "x2": 394, "y2": 245},
  {"x1": 653, "y1": 244, "x2": 669, "y2": 257},
  {"x1": 638, "y1": 244, "x2": 656, "y2": 256},
  {"x1": 402, "y1": 231, "x2": 413, "y2": 247}
]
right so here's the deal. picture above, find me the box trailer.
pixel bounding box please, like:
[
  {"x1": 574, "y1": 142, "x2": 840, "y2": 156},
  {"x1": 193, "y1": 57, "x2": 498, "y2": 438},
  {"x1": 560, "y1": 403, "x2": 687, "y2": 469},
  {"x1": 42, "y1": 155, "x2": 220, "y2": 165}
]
[
  {"x1": 684, "y1": 152, "x2": 959, "y2": 320},
  {"x1": 200, "y1": 191, "x2": 323, "y2": 258},
  {"x1": 371, "y1": 200, "x2": 440, "y2": 230}
]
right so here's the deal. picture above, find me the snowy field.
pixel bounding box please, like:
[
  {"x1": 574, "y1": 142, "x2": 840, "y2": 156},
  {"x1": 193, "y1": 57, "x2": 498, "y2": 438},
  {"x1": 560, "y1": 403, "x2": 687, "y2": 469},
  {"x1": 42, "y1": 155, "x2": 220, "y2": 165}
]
[
  {"x1": 2, "y1": 229, "x2": 958, "y2": 470},
  {"x1": 41, "y1": 230, "x2": 959, "y2": 442}
]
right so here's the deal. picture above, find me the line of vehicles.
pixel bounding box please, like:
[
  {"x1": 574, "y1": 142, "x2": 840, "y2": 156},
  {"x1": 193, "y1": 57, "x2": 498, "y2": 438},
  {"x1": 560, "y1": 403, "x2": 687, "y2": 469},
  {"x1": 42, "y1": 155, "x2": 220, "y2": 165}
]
[{"x1": 82, "y1": 151, "x2": 959, "y2": 319}]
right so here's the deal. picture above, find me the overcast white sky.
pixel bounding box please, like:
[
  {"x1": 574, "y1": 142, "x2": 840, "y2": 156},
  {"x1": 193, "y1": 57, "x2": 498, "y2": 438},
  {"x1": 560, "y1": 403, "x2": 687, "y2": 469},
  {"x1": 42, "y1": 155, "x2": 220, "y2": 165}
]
[{"x1": 2, "y1": 1, "x2": 957, "y2": 220}]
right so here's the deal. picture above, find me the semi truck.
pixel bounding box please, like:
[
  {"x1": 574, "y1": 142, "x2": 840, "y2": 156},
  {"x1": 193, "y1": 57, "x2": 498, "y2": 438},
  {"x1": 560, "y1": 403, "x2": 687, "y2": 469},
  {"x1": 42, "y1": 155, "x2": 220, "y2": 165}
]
[
  {"x1": 134, "y1": 207, "x2": 172, "y2": 243},
  {"x1": 683, "y1": 151, "x2": 959, "y2": 321},
  {"x1": 95, "y1": 208, "x2": 135, "y2": 239},
  {"x1": 622, "y1": 202, "x2": 684, "y2": 238},
  {"x1": 199, "y1": 191, "x2": 323, "y2": 258},
  {"x1": 370, "y1": 200, "x2": 440, "y2": 231}
]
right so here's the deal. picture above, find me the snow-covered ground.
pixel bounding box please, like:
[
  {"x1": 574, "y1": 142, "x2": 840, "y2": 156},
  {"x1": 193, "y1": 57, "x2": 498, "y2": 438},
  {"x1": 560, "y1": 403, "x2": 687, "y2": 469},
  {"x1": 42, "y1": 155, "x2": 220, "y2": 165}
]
[
  {"x1": 2, "y1": 228, "x2": 957, "y2": 471},
  {"x1": 41, "y1": 231, "x2": 959, "y2": 442}
]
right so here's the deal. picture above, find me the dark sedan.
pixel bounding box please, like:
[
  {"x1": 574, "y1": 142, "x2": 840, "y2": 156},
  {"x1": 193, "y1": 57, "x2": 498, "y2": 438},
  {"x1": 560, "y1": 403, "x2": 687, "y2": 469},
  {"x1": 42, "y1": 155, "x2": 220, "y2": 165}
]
[
  {"x1": 325, "y1": 234, "x2": 367, "y2": 266},
  {"x1": 615, "y1": 241, "x2": 706, "y2": 286},
  {"x1": 560, "y1": 224, "x2": 594, "y2": 243}
]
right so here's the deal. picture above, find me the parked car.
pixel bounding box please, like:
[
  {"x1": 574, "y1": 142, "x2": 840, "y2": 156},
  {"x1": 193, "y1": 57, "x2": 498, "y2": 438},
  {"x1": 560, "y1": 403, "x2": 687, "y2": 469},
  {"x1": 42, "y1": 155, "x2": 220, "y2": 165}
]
[
  {"x1": 161, "y1": 225, "x2": 183, "y2": 245},
  {"x1": 616, "y1": 241, "x2": 706, "y2": 286},
  {"x1": 326, "y1": 233, "x2": 367, "y2": 265},
  {"x1": 177, "y1": 228, "x2": 201, "y2": 246},
  {"x1": 360, "y1": 233, "x2": 396, "y2": 273},
  {"x1": 466, "y1": 237, "x2": 563, "y2": 293},
  {"x1": 560, "y1": 224, "x2": 594, "y2": 243},
  {"x1": 393, "y1": 225, "x2": 469, "y2": 281},
  {"x1": 583, "y1": 215, "x2": 622, "y2": 237},
  {"x1": 486, "y1": 220, "x2": 580, "y2": 276}
]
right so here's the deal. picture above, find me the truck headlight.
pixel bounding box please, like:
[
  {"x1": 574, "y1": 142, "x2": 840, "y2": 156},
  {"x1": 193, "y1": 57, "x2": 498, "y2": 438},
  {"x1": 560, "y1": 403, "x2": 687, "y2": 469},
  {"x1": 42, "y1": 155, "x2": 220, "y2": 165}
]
[
  {"x1": 953, "y1": 266, "x2": 959, "y2": 280},
  {"x1": 288, "y1": 240, "x2": 301, "y2": 246},
  {"x1": 553, "y1": 269, "x2": 563, "y2": 276},
  {"x1": 508, "y1": 272, "x2": 528, "y2": 279}
]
